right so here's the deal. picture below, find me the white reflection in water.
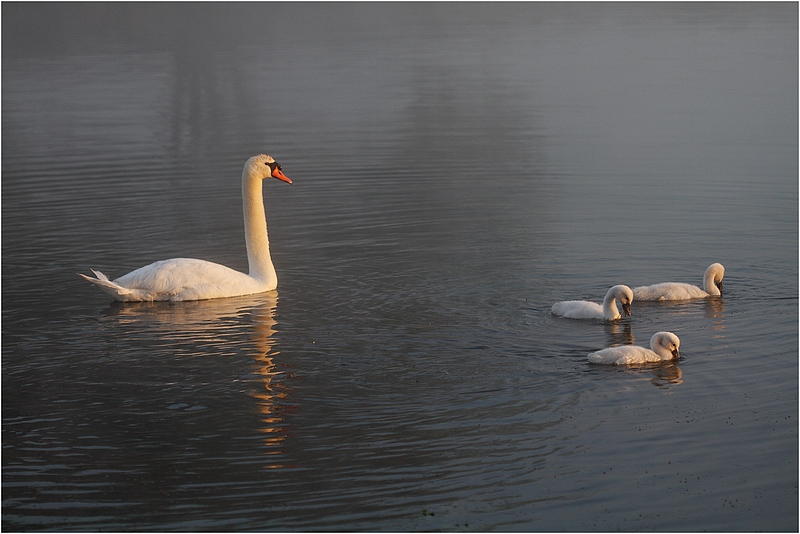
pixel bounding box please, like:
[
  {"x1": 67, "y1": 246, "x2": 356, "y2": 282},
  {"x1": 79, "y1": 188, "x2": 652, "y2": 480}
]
[{"x1": 102, "y1": 292, "x2": 293, "y2": 466}]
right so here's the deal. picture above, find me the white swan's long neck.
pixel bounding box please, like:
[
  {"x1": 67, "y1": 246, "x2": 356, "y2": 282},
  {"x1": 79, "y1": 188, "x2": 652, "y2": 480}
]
[
  {"x1": 703, "y1": 264, "x2": 723, "y2": 296},
  {"x1": 243, "y1": 170, "x2": 277, "y2": 285},
  {"x1": 602, "y1": 291, "x2": 620, "y2": 320}
]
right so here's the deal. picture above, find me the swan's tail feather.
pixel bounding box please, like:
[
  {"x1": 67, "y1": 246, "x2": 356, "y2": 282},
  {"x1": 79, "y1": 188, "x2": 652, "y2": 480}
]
[
  {"x1": 90, "y1": 269, "x2": 110, "y2": 282},
  {"x1": 78, "y1": 271, "x2": 134, "y2": 299}
]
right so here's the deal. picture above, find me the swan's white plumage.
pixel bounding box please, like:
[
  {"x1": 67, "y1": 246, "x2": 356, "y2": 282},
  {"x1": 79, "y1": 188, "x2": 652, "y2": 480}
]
[
  {"x1": 551, "y1": 285, "x2": 634, "y2": 321},
  {"x1": 79, "y1": 154, "x2": 291, "y2": 302},
  {"x1": 633, "y1": 263, "x2": 724, "y2": 301},
  {"x1": 588, "y1": 331, "x2": 681, "y2": 365}
]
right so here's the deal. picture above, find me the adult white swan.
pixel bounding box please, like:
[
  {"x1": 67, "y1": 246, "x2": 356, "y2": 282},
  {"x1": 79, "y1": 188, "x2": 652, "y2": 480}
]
[
  {"x1": 551, "y1": 285, "x2": 634, "y2": 321},
  {"x1": 588, "y1": 331, "x2": 681, "y2": 365},
  {"x1": 632, "y1": 263, "x2": 724, "y2": 301},
  {"x1": 79, "y1": 154, "x2": 291, "y2": 302}
]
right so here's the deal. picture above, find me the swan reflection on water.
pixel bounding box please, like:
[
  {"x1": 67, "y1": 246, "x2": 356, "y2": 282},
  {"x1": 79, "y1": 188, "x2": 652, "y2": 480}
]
[
  {"x1": 705, "y1": 297, "x2": 726, "y2": 335},
  {"x1": 591, "y1": 354, "x2": 684, "y2": 388},
  {"x1": 604, "y1": 320, "x2": 635, "y2": 346},
  {"x1": 101, "y1": 291, "x2": 294, "y2": 465},
  {"x1": 648, "y1": 362, "x2": 683, "y2": 387},
  {"x1": 248, "y1": 294, "x2": 295, "y2": 462}
]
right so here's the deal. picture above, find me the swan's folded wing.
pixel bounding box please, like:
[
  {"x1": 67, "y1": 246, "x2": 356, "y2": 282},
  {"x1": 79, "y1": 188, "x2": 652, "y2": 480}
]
[
  {"x1": 552, "y1": 300, "x2": 604, "y2": 319},
  {"x1": 588, "y1": 345, "x2": 660, "y2": 365},
  {"x1": 633, "y1": 282, "x2": 707, "y2": 301},
  {"x1": 114, "y1": 258, "x2": 264, "y2": 301},
  {"x1": 588, "y1": 346, "x2": 628, "y2": 364}
]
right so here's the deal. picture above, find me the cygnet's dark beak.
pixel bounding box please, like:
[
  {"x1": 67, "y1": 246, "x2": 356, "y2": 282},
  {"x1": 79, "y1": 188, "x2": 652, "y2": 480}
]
[
  {"x1": 715, "y1": 280, "x2": 723, "y2": 294},
  {"x1": 672, "y1": 348, "x2": 681, "y2": 360},
  {"x1": 622, "y1": 302, "x2": 632, "y2": 317}
]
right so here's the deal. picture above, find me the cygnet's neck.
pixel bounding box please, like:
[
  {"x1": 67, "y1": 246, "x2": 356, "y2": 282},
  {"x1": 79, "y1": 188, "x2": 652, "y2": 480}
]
[
  {"x1": 242, "y1": 170, "x2": 277, "y2": 284},
  {"x1": 703, "y1": 264, "x2": 723, "y2": 296},
  {"x1": 602, "y1": 290, "x2": 621, "y2": 320}
]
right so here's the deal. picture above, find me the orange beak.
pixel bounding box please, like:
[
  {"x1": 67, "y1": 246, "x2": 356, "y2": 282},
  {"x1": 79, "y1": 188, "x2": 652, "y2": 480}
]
[{"x1": 272, "y1": 168, "x2": 292, "y2": 184}]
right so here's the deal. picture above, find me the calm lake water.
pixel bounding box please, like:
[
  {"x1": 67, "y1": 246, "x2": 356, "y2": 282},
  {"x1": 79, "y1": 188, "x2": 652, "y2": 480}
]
[{"x1": 3, "y1": 3, "x2": 797, "y2": 531}]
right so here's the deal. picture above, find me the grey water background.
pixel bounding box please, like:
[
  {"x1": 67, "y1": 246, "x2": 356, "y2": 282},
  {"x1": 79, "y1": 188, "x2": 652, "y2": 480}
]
[{"x1": 2, "y1": 3, "x2": 797, "y2": 531}]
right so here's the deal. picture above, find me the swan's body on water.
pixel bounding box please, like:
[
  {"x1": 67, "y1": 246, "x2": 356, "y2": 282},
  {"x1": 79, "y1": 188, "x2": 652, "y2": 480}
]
[
  {"x1": 633, "y1": 263, "x2": 724, "y2": 301},
  {"x1": 588, "y1": 331, "x2": 681, "y2": 365},
  {"x1": 79, "y1": 154, "x2": 291, "y2": 302},
  {"x1": 551, "y1": 285, "x2": 634, "y2": 321}
]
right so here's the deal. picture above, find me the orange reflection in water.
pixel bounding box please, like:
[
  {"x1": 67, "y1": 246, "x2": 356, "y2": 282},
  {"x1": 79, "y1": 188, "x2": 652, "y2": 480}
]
[{"x1": 248, "y1": 296, "x2": 295, "y2": 462}]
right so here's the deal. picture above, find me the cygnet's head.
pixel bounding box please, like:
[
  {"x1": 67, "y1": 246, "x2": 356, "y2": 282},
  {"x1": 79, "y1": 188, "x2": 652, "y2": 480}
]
[
  {"x1": 608, "y1": 284, "x2": 634, "y2": 317},
  {"x1": 651, "y1": 331, "x2": 681, "y2": 361},
  {"x1": 247, "y1": 154, "x2": 292, "y2": 184}
]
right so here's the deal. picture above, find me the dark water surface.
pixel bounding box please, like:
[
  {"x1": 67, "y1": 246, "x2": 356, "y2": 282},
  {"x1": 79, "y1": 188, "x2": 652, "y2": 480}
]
[{"x1": 3, "y1": 4, "x2": 797, "y2": 531}]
